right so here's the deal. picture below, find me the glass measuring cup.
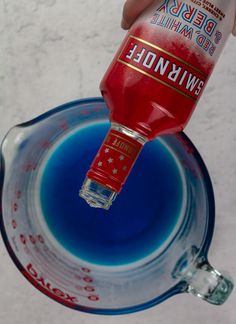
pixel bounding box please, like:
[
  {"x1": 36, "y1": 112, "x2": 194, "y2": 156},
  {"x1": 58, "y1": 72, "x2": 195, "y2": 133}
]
[{"x1": 0, "y1": 98, "x2": 233, "y2": 314}]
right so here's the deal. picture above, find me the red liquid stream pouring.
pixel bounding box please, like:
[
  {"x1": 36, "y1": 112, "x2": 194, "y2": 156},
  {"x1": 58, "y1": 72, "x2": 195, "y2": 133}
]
[{"x1": 80, "y1": 0, "x2": 235, "y2": 210}]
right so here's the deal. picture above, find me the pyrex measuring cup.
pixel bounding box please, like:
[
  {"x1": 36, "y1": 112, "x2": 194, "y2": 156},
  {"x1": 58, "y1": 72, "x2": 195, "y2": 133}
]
[{"x1": 0, "y1": 98, "x2": 234, "y2": 314}]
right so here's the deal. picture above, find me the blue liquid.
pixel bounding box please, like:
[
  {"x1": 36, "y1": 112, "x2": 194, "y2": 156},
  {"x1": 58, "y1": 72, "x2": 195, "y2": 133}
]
[{"x1": 40, "y1": 122, "x2": 184, "y2": 266}]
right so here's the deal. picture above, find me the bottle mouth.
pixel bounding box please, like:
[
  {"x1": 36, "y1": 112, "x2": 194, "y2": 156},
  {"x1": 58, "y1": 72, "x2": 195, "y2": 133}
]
[{"x1": 79, "y1": 178, "x2": 117, "y2": 210}]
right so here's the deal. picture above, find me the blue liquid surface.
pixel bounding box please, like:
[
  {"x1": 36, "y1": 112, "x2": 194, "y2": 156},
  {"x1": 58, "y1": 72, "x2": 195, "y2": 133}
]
[{"x1": 40, "y1": 123, "x2": 184, "y2": 266}]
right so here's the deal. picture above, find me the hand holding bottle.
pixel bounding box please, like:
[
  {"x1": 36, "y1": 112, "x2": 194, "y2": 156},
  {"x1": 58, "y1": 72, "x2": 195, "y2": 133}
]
[{"x1": 122, "y1": 0, "x2": 236, "y2": 35}]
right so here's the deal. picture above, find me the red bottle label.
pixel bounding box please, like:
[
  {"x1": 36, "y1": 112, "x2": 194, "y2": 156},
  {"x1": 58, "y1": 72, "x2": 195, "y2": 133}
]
[
  {"x1": 118, "y1": 35, "x2": 208, "y2": 102},
  {"x1": 87, "y1": 129, "x2": 143, "y2": 192}
]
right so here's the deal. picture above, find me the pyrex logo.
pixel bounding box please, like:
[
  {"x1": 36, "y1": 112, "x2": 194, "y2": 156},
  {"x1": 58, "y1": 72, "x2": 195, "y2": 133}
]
[
  {"x1": 26, "y1": 264, "x2": 78, "y2": 304},
  {"x1": 156, "y1": 0, "x2": 217, "y2": 36}
]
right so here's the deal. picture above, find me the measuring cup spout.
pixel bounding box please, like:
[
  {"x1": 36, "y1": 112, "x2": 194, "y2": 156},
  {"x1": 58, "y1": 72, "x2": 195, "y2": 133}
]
[{"x1": 1, "y1": 125, "x2": 29, "y2": 172}]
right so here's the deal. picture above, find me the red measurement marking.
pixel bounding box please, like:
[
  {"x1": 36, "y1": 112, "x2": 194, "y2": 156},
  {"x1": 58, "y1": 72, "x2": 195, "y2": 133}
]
[
  {"x1": 83, "y1": 276, "x2": 93, "y2": 283},
  {"x1": 84, "y1": 286, "x2": 95, "y2": 292},
  {"x1": 37, "y1": 234, "x2": 45, "y2": 244},
  {"x1": 88, "y1": 295, "x2": 99, "y2": 301},
  {"x1": 93, "y1": 106, "x2": 103, "y2": 112},
  {"x1": 182, "y1": 159, "x2": 199, "y2": 178},
  {"x1": 19, "y1": 234, "x2": 27, "y2": 245},
  {"x1": 12, "y1": 202, "x2": 18, "y2": 212},
  {"x1": 29, "y1": 235, "x2": 36, "y2": 245},
  {"x1": 41, "y1": 140, "x2": 51, "y2": 149},
  {"x1": 12, "y1": 220, "x2": 17, "y2": 229},
  {"x1": 176, "y1": 133, "x2": 195, "y2": 154},
  {"x1": 23, "y1": 163, "x2": 38, "y2": 172},
  {"x1": 79, "y1": 110, "x2": 90, "y2": 116},
  {"x1": 81, "y1": 267, "x2": 91, "y2": 273},
  {"x1": 59, "y1": 121, "x2": 69, "y2": 131},
  {"x1": 15, "y1": 190, "x2": 22, "y2": 199}
]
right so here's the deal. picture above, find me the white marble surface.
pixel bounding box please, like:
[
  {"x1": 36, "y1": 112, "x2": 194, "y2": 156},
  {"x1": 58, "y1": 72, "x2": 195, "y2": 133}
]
[{"x1": 1, "y1": 1, "x2": 236, "y2": 323}]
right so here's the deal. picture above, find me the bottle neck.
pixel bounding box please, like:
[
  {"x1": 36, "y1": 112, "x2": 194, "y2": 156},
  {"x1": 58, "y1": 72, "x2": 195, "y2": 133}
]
[
  {"x1": 79, "y1": 123, "x2": 147, "y2": 210},
  {"x1": 111, "y1": 123, "x2": 147, "y2": 145}
]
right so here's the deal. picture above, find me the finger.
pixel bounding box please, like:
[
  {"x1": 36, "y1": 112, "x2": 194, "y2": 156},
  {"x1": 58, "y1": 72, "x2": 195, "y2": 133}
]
[
  {"x1": 121, "y1": 0, "x2": 155, "y2": 30},
  {"x1": 122, "y1": 0, "x2": 236, "y2": 36},
  {"x1": 233, "y1": 17, "x2": 236, "y2": 36}
]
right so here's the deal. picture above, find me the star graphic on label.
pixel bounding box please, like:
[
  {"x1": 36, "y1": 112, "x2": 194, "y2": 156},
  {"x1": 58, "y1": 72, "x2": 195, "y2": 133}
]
[
  {"x1": 98, "y1": 161, "x2": 103, "y2": 167},
  {"x1": 104, "y1": 148, "x2": 110, "y2": 153},
  {"x1": 119, "y1": 155, "x2": 125, "y2": 161},
  {"x1": 112, "y1": 168, "x2": 118, "y2": 175},
  {"x1": 108, "y1": 158, "x2": 113, "y2": 164},
  {"x1": 123, "y1": 165, "x2": 127, "y2": 171}
]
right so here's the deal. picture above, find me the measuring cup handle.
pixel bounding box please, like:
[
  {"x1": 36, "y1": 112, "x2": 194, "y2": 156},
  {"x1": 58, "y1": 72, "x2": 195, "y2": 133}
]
[{"x1": 184, "y1": 259, "x2": 234, "y2": 305}]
